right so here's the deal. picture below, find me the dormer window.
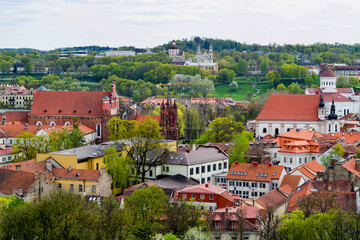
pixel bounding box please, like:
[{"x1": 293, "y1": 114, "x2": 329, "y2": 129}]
[
  {"x1": 89, "y1": 110, "x2": 92, "y2": 113},
  {"x1": 73, "y1": 110, "x2": 77, "y2": 113},
  {"x1": 58, "y1": 110, "x2": 62, "y2": 113},
  {"x1": 231, "y1": 221, "x2": 237, "y2": 229},
  {"x1": 44, "y1": 109, "x2": 47, "y2": 113}
]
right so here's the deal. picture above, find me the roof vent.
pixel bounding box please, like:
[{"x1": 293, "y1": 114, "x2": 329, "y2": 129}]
[
  {"x1": 73, "y1": 110, "x2": 77, "y2": 113},
  {"x1": 59, "y1": 110, "x2": 62, "y2": 113},
  {"x1": 76, "y1": 173, "x2": 80, "y2": 177},
  {"x1": 68, "y1": 166, "x2": 73, "y2": 172},
  {"x1": 296, "y1": 129, "x2": 300, "y2": 132},
  {"x1": 44, "y1": 109, "x2": 47, "y2": 113},
  {"x1": 88, "y1": 110, "x2": 92, "y2": 113}
]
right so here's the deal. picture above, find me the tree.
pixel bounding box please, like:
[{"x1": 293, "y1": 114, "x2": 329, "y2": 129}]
[
  {"x1": 11, "y1": 131, "x2": 37, "y2": 162},
  {"x1": 237, "y1": 59, "x2": 249, "y2": 75},
  {"x1": 229, "y1": 131, "x2": 254, "y2": 165},
  {"x1": 198, "y1": 117, "x2": 243, "y2": 143},
  {"x1": 259, "y1": 206, "x2": 281, "y2": 240},
  {"x1": 184, "y1": 107, "x2": 205, "y2": 141},
  {"x1": 124, "y1": 186, "x2": 168, "y2": 239},
  {"x1": 266, "y1": 70, "x2": 280, "y2": 86},
  {"x1": 229, "y1": 81, "x2": 238, "y2": 91},
  {"x1": 107, "y1": 117, "x2": 164, "y2": 183},
  {"x1": 24, "y1": 62, "x2": 33, "y2": 74},
  {"x1": 0, "y1": 60, "x2": 12, "y2": 73},
  {"x1": 132, "y1": 90, "x2": 141, "y2": 102},
  {"x1": 337, "y1": 76, "x2": 347, "y2": 87},
  {"x1": 304, "y1": 75, "x2": 314, "y2": 87},
  {"x1": 320, "y1": 144, "x2": 344, "y2": 168},
  {"x1": 183, "y1": 227, "x2": 209, "y2": 240},
  {"x1": 104, "y1": 147, "x2": 131, "y2": 192},
  {"x1": 260, "y1": 59, "x2": 269, "y2": 74},
  {"x1": 217, "y1": 69, "x2": 235, "y2": 82},
  {"x1": 277, "y1": 83, "x2": 286, "y2": 91}
]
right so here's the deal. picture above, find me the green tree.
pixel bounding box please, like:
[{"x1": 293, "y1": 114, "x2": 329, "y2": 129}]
[
  {"x1": 304, "y1": 75, "x2": 314, "y2": 87},
  {"x1": 0, "y1": 60, "x2": 12, "y2": 73},
  {"x1": 266, "y1": 70, "x2": 280, "y2": 86},
  {"x1": 217, "y1": 69, "x2": 236, "y2": 82},
  {"x1": 124, "y1": 186, "x2": 168, "y2": 239},
  {"x1": 260, "y1": 59, "x2": 269, "y2": 74},
  {"x1": 229, "y1": 131, "x2": 254, "y2": 165},
  {"x1": 184, "y1": 107, "x2": 205, "y2": 141},
  {"x1": 277, "y1": 84, "x2": 286, "y2": 91},
  {"x1": 107, "y1": 117, "x2": 164, "y2": 182},
  {"x1": 198, "y1": 117, "x2": 243, "y2": 143},
  {"x1": 237, "y1": 59, "x2": 249, "y2": 75},
  {"x1": 11, "y1": 131, "x2": 37, "y2": 162},
  {"x1": 183, "y1": 227, "x2": 209, "y2": 240},
  {"x1": 104, "y1": 147, "x2": 131, "y2": 192},
  {"x1": 24, "y1": 62, "x2": 33, "y2": 74},
  {"x1": 132, "y1": 90, "x2": 141, "y2": 102}
]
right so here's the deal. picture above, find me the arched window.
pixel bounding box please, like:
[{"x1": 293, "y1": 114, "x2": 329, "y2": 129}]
[
  {"x1": 275, "y1": 128, "x2": 279, "y2": 137},
  {"x1": 96, "y1": 124, "x2": 101, "y2": 137},
  {"x1": 287, "y1": 128, "x2": 290, "y2": 132},
  {"x1": 328, "y1": 124, "x2": 331, "y2": 132},
  {"x1": 36, "y1": 121, "x2": 42, "y2": 126},
  {"x1": 64, "y1": 122, "x2": 70, "y2": 126},
  {"x1": 312, "y1": 157, "x2": 316, "y2": 161},
  {"x1": 335, "y1": 124, "x2": 337, "y2": 132},
  {"x1": 284, "y1": 157, "x2": 286, "y2": 163},
  {"x1": 50, "y1": 121, "x2": 56, "y2": 126},
  {"x1": 263, "y1": 128, "x2": 267, "y2": 133}
]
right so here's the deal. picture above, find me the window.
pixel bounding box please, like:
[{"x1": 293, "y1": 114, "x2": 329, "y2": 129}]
[
  {"x1": 207, "y1": 177, "x2": 210, "y2": 182},
  {"x1": 263, "y1": 128, "x2": 267, "y2": 133},
  {"x1": 213, "y1": 164, "x2": 216, "y2": 171},
  {"x1": 182, "y1": 194, "x2": 187, "y2": 199},
  {"x1": 166, "y1": 166, "x2": 169, "y2": 172},
  {"x1": 299, "y1": 158, "x2": 302, "y2": 164},
  {"x1": 200, "y1": 194, "x2": 205, "y2": 200},
  {"x1": 149, "y1": 170, "x2": 153, "y2": 177},
  {"x1": 207, "y1": 165, "x2": 211, "y2": 172},
  {"x1": 231, "y1": 221, "x2": 236, "y2": 228},
  {"x1": 202, "y1": 166, "x2": 205, "y2": 173},
  {"x1": 305, "y1": 157, "x2": 307, "y2": 163},
  {"x1": 252, "y1": 182, "x2": 258, "y2": 188},
  {"x1": 190, "y1": 168, "x2": 194, "y2": 175},
  {"x1": 275, "y1": 128, "x2": 279, "y2": 137},
  {"x1": 202, "y1": 178, "x2": 205, "y2": 184},
  {"x1": 284, "y1": 157, "x2": 286, "y2": 163},
  {"x1": 69, "y1": 184, "x2": 74, "y2": 192},
  {"x1": 215, "y1": 221, "x2": 220, "y2": 228},
  {"x1": 287, "y1": 128, "x2": 290, "y2": 132},
  {"x1": 328, "y1": 124, "x2": 331, "y2": 132},
  {"x1": 218, "y1": 163, "x2": 222, "y2": 170},
  {"x1": 290, "y1": 158, "x2": 293, "y2": 164},
  {"x1": 335, "y1": 124, "x2": 337, "y2": 132},
  {"x1": 92, "y1": 185, "x2": 96, "y2": 193},
  {"x1": 196, "y1": 167, "x2": 199, "y2": 174},
  {"x1": 224, "y1": 162, "x2": 227, "y2": 169},
  {"x1": 96, "y1": 124, "x2": 101, "y2": 137},
  {"x1": 58, "y1": 183, "x2": 62, "y2": 189},
  {"x1": 79, "y1": 184, "x2": 83, "y2": 192},
  {"x1": 191, "y1": 194, "x2": 196, "y2": 199},
  {"x1": 96, "y1": 163, "x2": 99, "y2": 170},
  {"x1": 209, "y1": 194, "x2": 214, "y2": 200}
]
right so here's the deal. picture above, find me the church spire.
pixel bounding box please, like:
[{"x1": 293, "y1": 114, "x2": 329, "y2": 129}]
[
  {"x1": 319, "y1": 93, "x2": 325, "y2": 108},
  {"x1": 328, "y1": 98, "x2": 338, "y2": 120}
]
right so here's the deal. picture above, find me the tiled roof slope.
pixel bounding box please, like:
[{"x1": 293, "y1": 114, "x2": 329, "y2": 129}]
[
  {"x1": 227, "y1": 162, "x2": 284, "y2": 182},
  {"x1": 0, "y1": 168, "x2": 35, "y2": 195},
  {"x1": 30, "y1": 91, "x2": 111, "y2": 117},
  {"x1": 52, "y1": 168, "x2": 101, "y2": 181},
  {"x1": 256, "y1": 188, "x2": 288, "y2": 209},
  {"x1": 1, "y1": 160, "x2": 46, "y2": 172},
  {"x1": 2, "y1": 111, "x2": 29, "y2": 124},
  {"x1": 255, "y1": 94, "x2": 320, "y2": 121},
  {"x1": 320, "y1": 67, "x2": 336, "y2": 77},
  {"x1": 280, "y1": 175, "x2": 302, "y2": 189}
]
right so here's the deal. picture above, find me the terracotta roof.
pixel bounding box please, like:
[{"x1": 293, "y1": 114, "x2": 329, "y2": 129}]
[
  {"x1": 135, "y1": 115, "x2": 161, "y2": 124},
  {"x1": 302, "y1": 160, "x2": 326, "y2": 173},
  {"x1": 0, "y1": 146, "x2": 13, "y2": 156},
  {"x1": 343, "y1": 158, "x2": 360, "y2": 178},
  {"x1": 0, "y1": 168, "x2": 35, "y2": 195},
  {"x1": 339, "y1": 113, "x2": 357, "y2": 120},
  {"x1": 30, "y1": 91, "x2": 111, "y2": 117},
  {"x1": 2, "y1": 111, "x2": 29, "y2": 124},
  {"x1": 256, "y1": 188, "x2": 289, "y2": 209},
  {"x1": 227, "y1": 162, "x2": 285, "y2": 182},
  {"x1": 322, "y1": 92, "x2": 353, "y2": 102},
  {"x1": 202, "y1": 142, "x2": 233, "y2": 154},
  {"x1": 327, "y1": 132, "x2": 360, "y2": 143},
  {"x1": 280, "y1": 175, "x2": 303, "y2": 189},
  {"x1": 1, "y1": 160, "x2": 46, "y2": 172},
  {"x1": 320, "y1": 67, "x2": 336, "y2": 77},
  {"x1": 306, "y1": 88, "x2": 321, "y2": 94},
  {"x1": 337, "y1": 88, "x2": 353, "y2": 93},
  {"x1": 278, "y1": 184, "x2": 293, "y2": 196},
  {"x1": 287, "y1": 181, "x2": 316, "y2": 212},
  {"x1": 292, "y1": 166, "x2": 316, "y2": 179},
  {"x1": 52, "y1": 168, "x2": 101, "y2": 181},
  {"x1": 179, "y1": 183, "x2": 227, "y2": 195},
  {"x1": 255, "y1": 94, "x2": 320, "y2": 121},
  {"x1": 278, "y1": 128, "x2": 324, "y2": 141},
  {"x1": 0, "y1": 124, "x2": 54, "y2": 137}
]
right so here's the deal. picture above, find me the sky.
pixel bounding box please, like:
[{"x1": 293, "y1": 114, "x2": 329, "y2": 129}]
[{"x1": 0, "y1": 0, "x2": 360, "y2": 50}]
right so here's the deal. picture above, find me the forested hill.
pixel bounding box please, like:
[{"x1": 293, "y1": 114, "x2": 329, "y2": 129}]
[{"x1": 152, "y1": 37, "x2": 360, "y2": 54}]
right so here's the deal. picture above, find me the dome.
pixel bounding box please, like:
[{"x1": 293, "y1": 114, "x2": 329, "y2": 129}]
[{"x1": 169, "y1": 45, "x2": 179, "y2": 50}]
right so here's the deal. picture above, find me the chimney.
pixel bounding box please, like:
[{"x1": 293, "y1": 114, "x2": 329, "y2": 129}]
[
  {"x1": 46, "y1": 160, "x2": 52, "y2": 172},
  {"x1": 192, "y1": 144, "x2": 196, "y2": 152},
  {"x1": 205, "y1": 183, "x2": 209, "y2": 188},
  {"x1": 268, "y1": 163, "x2": 272, "y2": 167},
  {"x1": 235, "y1": 161, "x2": 239, "y2": 165},
  {"x1": 100, "y1": 167, "x2": 106, "y2": 175},
  {"x1": 355, "y1": 159, "x2": 360, "y2": 172},
  {"x1": 15, "y1": 165, "x2": 21, "y2": 171},
  {"x1": 355, "y1": 187, "x2": 360, "y2": 214},
  {"x1": 330, "y1": 158, "x2": 338, "y2": 168},
  {"x1": 68, "y1": 166, "x2": 73, "y2": 172},
  {"x1": 24, "y1": 123, "x2": 28, "y2": 130},
  {"x1": 252, "y1": 162, "x2": 258, "y2": 167}
]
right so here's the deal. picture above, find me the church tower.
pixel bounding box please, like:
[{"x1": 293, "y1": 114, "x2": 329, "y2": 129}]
[
  {"x1": 197, "y1": 42, "x2": 201, "y2": 54},
  {"x1": 160, "y1": 97, "x2": 178, "y2": 141},
  {"x1": 318, "y1": 94, "x2": 326, "y2": 121},
  {"x1": 209, "y1": 42, "x2": 213, "y2": 60},
  {"x1": 326, "y1": 99, "x2": 339, "y2": 133}
]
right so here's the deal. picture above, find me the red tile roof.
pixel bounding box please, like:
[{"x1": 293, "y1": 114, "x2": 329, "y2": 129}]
[
  {"x1": 337, "y1": 88, "x2": 353, "y2": 93},
  {"x1": 2, "y1": 111, "x2": 29, "y2": 124},
  {"x1": 135, "y1": 115, "x2": 161, "y2": 124},
  {"x1": 320, "y1": 67, "x2": 336, "y2": 77},
  {"x1": 342, "y1": 158, "x2": 360, "y2": 178},
  {"x1": 287, "y1": 181, "x2": 316, "y2": 212},
  {"x1": 52, "y1": 168, "x2": 101, "y2": 181},
  {"x1": 278, "y1": 184, "x2": 293, "y2": 196},
  {"x1": 327, "y1": 132, "x2": 360, "y2": 143},
  {"x1": 0, "y1": 124, "x2": 52, "y2": 137},
  {"x1": 256, "y1": 94, "x2": 320, "y2": 121},
  {"x1": 292, "y1": 166, "x2": 316, "y2": 179},
  {"x1": 227, "y1": 162, "x2": 285, "y2": 182},
  {"x1": 302, "y1": 160, "x2": 326, "y2": 173},
  {"x1": 0, "y1": 168, "x2": 36, "y2": 195},
  {"x1": 30, "y1": 91, "x2": 111, "y2": 117},
  {"x1": 256, "y1": 188, "x2": 289, "y2": 209},
  {"x1": 323, "y1": 92, "x2": 353, "y2": 102},
  {"x1": 280, "y1": 175, "x2": 303, "y2": 189},
  {"x1": 1, "y1": 160, "x2": 46, "y2": 172}
]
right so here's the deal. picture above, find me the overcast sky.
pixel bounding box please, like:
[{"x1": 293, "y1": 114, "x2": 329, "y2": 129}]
[{"x1": 1, "y1": 0, "x2": 359, "y2": 50}]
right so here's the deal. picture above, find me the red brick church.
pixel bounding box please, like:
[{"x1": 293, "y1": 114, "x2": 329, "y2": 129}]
[{"x1": 28, "y1": 82, "x2": 120, "y2": 141}]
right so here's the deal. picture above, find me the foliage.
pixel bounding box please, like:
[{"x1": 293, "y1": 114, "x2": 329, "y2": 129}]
[
  {"x1": 11, "y1": 131, "x2": 37, "y2": 162},
  {"x1": 229, "y1": 131, "x2": 254, "y2": 165},
  {"x1": 124, "y1": 186, "x2": 168, "y2": 239},
  {"x1": 183, "y1": 227, "x2": 209, "y2": 240},
  {"x1": 170, "y1": 74, "x2": 215, "y2": 97},
  {"x1": 217, "y1": 69, "x2": 235, "y2": 82},
  {"x1": 266, "y1": 70, "x2": 281, "y2": 86},
  {"x1": 229, "y1": 81, "x2": 238, "y2": 91},
  {"x1": 260, "y1": 59, "x2": 269, "y2": 74},
  {"x1": 237, "y1": 59, "x2": 249, "y2": 75},
  {"x1": 184, "y1": 107, "x2": 205, "y2": 141},
  {"x1": 304, "y1": 75, "x2": 314, "y2": 87},
  {"x1": 104, "y1": 147, "x2": 131, "y2": 192},
  {"x1": 107, "y1": 117, "x2": 164, "y2": 182},
  {"x1": 276, "y1": 84, "x2": 286, "y2": 91},
  {"x1": 197, "y1": 117, "x2": 243, "y2": 143}
]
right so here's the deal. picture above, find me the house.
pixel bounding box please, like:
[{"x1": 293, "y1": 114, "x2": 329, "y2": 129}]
[
  {"x1": 254, "y1": 94, "x2": 340, "y2": 137},
  {"x1": 210, "y1": 204, "x2": 260, "y2": 240},
  {"x1": 334, "y1": 65, "x2": 360, "y2": 77},
  {"x1": 0, "y1": 146, "x2": 16, "y2": 163},
  {"x1": 0, "y1": 168, "x2": 55, "y2": 202},
  {"x1": 28, "y1": 82, "x2": 120, "y2": 141},
  {"x1": 276, "y1": 128, "x2": 336, "y2": 171},
  {"x1": 255, "y1": 188, "x2": 289, "y2": 217},
  {"x1": 226, "y1": 162, "x2": 287, "y2": 199},
  {"x1": 178, "y1": 183, "x2": 241, "y2": 211},
  {"x1": 248, "y1": 135, "x2": 280, "y2": 164},
  {"x1": 0, "y1": 84, "x2": 34, "y2": 108},
  {"x1": 165, "y1": 40, "x2": 184, "y2": 57},
  {"x1": 289, "y1": 160, "x2": 326, "y2": 181}
]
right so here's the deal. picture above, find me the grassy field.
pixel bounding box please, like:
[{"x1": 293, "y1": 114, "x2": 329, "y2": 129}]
[{"x1": 214, "y1": 76, "x2": 271, "y2": 101}]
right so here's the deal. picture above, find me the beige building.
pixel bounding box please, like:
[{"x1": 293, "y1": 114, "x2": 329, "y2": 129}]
[{"x1": 0, "y1": 85, "x2": 34, "y2": 108}]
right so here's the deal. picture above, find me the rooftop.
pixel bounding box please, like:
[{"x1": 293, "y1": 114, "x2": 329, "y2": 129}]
[{"x1": 227, "y1": 162, "x2": 284, "y2": 182}]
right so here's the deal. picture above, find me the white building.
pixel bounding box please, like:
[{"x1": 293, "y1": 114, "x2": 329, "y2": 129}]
[{"x1": 104, "y1": 50, "x2": 136, "y2": 57}]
